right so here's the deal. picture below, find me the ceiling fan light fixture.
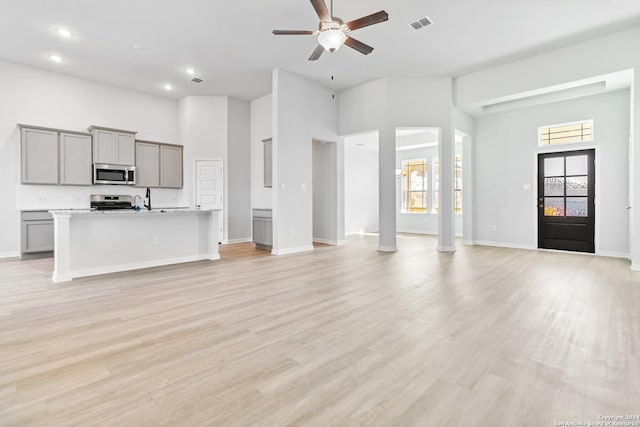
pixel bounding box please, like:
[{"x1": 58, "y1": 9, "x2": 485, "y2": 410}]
[{"x1": 318, "y1": 29, "x2": 346, "y2": 52}]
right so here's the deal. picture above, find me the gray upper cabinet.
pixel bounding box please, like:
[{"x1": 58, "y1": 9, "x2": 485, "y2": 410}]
[
  {"x1": 59, "y1": 133, "x2": 92, "y2": 185},
  {"x1": 263, "y1": 138, "x2": 272, "y2": 188},
  {"x1": 21, "y1": 125, "x2": 92, "y2": 186},
  {"x1": 21, "y1": 127, "x2": 58, "y2": 184},
  {"x1": 89, "y1": 126, "x2": 136, "y2": 165},
  {"x1": 116, "y1": 132, "x2": 135, "y2": 165},
  {"x1": 160, "y1": 145, "x2": 183, "y2": 188},
  {"x1": 135, "y1": 141, "x2": 160, "y2": 188},
  {"x1": 93, "y1": 129, "x2": 116, "y2": 164},
  {"x1": 135, "y1": 140, "x2": 183, "y2": 188}
]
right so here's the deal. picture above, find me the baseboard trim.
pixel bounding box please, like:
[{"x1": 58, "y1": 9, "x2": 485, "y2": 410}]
[
  {"x1": 377, "y1": 246, "x2": 397, "y2": 253},
  {"x1": 346, "y1": 231, "x2": 378, "y2": 236},
  {"x1": 473, "y1": 241, "x2": 536, "y2": 250},
  {"x1": 271, "y1": 246, "x2": 315, "y2": 256},
  {"x1": 437, "y1": 245, "x2": 456, "y2": 252},
  {"x1": 473, "y1": 241, "x2": 631, "y2": 261},
  {"x1": 596, "y1": 251, "x2": 630, "y2": 259},
  {"x1": 223, "y1": 238, "x2": 252, "y2": 244},
  {"x1": 463, "y1": 240, "x2": 474, "y2": 246},
  {"x1": 397, "y1": 228, "x2": 437, "y2": 235},
  {"x1": 52, "y1": 254, "x2": 221, "y2": 283},
  {"x1": 631, "y1": 263, "x2": 640, "y2": 272},
  {"x1": 313, "y1": 238, "x2": 341, "y2": 246},
  {"x1": 0, "y1": 251, "x2": 20, "y2": 259}
]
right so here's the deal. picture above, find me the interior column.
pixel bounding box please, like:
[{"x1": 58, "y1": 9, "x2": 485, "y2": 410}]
[
  {"x1": 438, "y1": 124, "x2": 456, "y2": 252},
  {"x1": 378, "y1": 126, "x2": 397, "y2": 252}
]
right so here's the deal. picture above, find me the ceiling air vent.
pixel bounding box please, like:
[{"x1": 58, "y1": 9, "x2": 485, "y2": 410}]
[
  {"x1": 190, "y1": 77, "x2": 204, "y2": 83},
  {"x1": 409, "y1": 16, "x2": 432, "y2": 30}
]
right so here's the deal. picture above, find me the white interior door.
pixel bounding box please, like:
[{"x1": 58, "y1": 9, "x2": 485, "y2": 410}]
[{"x1": 196, "y1": 159, "x2": 223, "y2": 239}]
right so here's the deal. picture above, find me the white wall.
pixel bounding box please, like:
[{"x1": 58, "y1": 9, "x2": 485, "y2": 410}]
[
  {"x1": 227, "y1": 97, "x2": 251, "y2": 242},
  {"x1": 272, "y1": 69, "x2": 339, "y2": 254},
  {"x1": 455, "y1": 24, "x2": 639, "y2": 267},
  {"x1": 178, "y1": 96, "x2": 229, "y2": 239},
  {"x1": 474, "y1": 90, "x2": 630, "y2": 256},
  {"x1": 250, "y1": 94, "x2": 272, "y2": 209},
  {"x1": 344, "y1": 140, "x2": 378, "y2": 234},
  {"x1": 338, "y1": 77, "x2": 457, "y2": 251},
  {"x1": 0, "y1": 60, "x2": 179, "y2": 257}
]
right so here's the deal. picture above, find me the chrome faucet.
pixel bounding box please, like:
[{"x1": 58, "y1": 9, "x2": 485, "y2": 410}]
[{"x1": 144, "y1": 188, "x2": 151, "y2": 210}]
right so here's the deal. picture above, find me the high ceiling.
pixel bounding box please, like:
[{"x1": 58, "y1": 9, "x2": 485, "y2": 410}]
[{"x1": 1, "y1": 0, "x2": 639, "y2": 101}]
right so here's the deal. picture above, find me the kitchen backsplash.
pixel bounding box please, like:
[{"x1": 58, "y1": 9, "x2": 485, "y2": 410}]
[{"x1": 18, "y1": 184, "x2": 183, "y2": 210}]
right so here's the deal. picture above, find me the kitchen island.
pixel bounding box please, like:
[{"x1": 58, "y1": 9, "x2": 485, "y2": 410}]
[{"x1": 49, "y1": 209, "x2": 221, "y2": 282}]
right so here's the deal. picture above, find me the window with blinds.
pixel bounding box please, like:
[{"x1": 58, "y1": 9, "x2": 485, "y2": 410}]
[{"x1": 539, "y1": 120, "x2": 593, "y2": 146}]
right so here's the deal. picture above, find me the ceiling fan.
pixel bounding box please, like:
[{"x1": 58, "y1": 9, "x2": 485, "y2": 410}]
[{"x1": 272, "y1": 0, "x2": 388, "y2": 61}]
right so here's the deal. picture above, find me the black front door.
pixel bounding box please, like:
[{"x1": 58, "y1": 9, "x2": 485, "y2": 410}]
[{"x1": 538, "y1": 149, "x2": 595, "y2": 253}]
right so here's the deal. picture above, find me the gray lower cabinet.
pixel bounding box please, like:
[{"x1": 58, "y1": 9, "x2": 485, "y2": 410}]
[
  {"x1": 252, "y1": 209, "x2": 272, "y2": 251},
  {"x1": 21, "y1": 211, "x2": 54, "y2": 258},
  {"x1": 20, "y1": 125, "x2": 92, "y2": 186}
]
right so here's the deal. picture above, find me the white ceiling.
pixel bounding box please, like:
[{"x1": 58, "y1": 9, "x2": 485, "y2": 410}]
[{"x1": 1, "y1": 0, "x2": 639, "y2": 101}]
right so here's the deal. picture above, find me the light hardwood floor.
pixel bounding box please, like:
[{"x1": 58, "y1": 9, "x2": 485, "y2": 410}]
[{"x1": 1, "y1": 235, "x2": 639, "y2": 426}]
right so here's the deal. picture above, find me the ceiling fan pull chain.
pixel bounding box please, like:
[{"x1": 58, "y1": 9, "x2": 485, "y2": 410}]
[{"x1": 331, "y1": 75, "x2": 335, "y2": 99}]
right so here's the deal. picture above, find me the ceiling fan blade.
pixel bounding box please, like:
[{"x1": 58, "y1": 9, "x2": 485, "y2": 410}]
[
  {"x1": 272, "y1": 30, "x2": 315, "y2": 35},
  {"x1": 347, "y1": 10, "x2": 389, "y2": 31},
  {"x1": 344, "y1": 37, "x2": 374, "y2": 55},
  {"x1": 308, "y1": 45, "x2": 325, "y2": 61},
  {"x1": 310, "y1": 0, "x2": 331, "y2": 21}
]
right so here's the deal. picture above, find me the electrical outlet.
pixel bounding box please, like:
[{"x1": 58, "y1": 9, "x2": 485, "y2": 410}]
[
  {"x1": 290, "y1": 227, "x2": 295, "y2": 236},
  {"x1": 152, "y1": 236, "x2": 159, "y2": 245},
  {"x1": 491, "y1": 225, "x2": 497, "y2": 232}
]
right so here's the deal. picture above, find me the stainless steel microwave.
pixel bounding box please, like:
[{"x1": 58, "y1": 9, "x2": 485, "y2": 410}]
[{"x1": 93, "y1": 163, "x2": 136, "y2": 185}]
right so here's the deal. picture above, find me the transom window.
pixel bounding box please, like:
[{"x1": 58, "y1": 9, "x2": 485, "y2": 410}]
[
  {"x1": 539, "y1": 120, "x2": 593, "y2": 146},
  {"x1": 401, "y1": 159, "x2": 427, "y2": 212}
]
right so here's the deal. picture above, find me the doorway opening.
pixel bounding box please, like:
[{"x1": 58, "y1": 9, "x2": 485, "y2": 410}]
[
  {"x1": 538, "y1": 149, "x2": 595, "y2": 253},
  {"x1": 312, "y1": 140, "x2": 339, "y2": 245}
]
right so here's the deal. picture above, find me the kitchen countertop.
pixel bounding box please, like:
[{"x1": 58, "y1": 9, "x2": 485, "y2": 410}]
[{"x1": 49, "y1": 208, "x2": 219, "y2": 215}]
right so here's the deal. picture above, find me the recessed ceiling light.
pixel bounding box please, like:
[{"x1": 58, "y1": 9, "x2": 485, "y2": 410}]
[
  {"x1": 49, "y1": 54, "x2": 63, "y2": 63},
  {"x1": 163, "y1": 83, "x2": 173, "y2": 91},
  {"x1": 57, "y1": 28, "x2": 73, "y2": 38},
  {"x1": 185, "y1": 68, "x2": 196, "y2": 75}
]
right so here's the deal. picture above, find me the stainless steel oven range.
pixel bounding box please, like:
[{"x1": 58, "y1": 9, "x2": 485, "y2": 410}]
[{"x1": 90, "y1": 194, "x2": 134, "y2": 211}]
